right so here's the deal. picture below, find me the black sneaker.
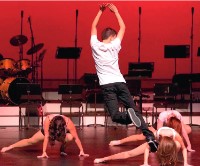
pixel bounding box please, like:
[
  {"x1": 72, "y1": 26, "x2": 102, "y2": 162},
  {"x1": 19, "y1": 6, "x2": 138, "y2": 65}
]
[
  {"x1": 127, "y1": 108, "x2": 141, "y2": 127},
  {"x1": 148, "y1": 139, "x2": 158, "y2": 152}
]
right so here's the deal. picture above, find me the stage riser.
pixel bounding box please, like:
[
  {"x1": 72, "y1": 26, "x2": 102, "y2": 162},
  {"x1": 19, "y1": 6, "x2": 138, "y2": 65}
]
[
  {"x1": 0, "y1": 103, "x2": 200, "y2": 126},
  {"x1": 1, "y1": 116, "x2": 200, "y2": 127}
]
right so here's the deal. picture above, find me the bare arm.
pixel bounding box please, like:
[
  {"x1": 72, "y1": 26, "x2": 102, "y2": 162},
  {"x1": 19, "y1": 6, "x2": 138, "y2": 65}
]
[
  {"x1": 67, "y1": 118, "x2": 89, "y2": 157},
  {"x1": 91, "y1": 4, "x2": 107, "y2": 36},
  {"x1": 175, "y1": 133, "x2": 191, "y2": 166},
  {"x1": 157, "y1": 119, "x2": 164, "y2": 130},
  {"x1": 37, "y1": 116, "x2": 50, "y2": 158},
  {"x1": 108, "y1": 4, "x2": 125, "y2": 41},
  {"x1": 181, "y1": 123, "x2": 194, "y2": 152},
  {"x1": 141, "y1": 147, "x2": 150, "y2": 166}
]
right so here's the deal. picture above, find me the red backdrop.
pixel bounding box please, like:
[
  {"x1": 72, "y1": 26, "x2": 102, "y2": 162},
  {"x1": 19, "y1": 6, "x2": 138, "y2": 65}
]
[{"x1": 0, "y1": 1, "x2": 200, "y2": 80}]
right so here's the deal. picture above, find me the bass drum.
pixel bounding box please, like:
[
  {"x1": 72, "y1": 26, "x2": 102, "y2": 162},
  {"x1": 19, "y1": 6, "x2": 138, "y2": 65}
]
[{"x1": 1, "y1": 77, "x2": 30, "y2": 105}]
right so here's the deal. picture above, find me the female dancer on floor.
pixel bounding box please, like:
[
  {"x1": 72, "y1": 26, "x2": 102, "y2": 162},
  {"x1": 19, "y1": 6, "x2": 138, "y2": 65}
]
[
  {"x1": 94, "y1": 117, "x2": 192, "y2": 166},
  {"x1": 110, "y1": 110, "x2": 194, "y2": 152},
  {"x1": 1, "y1": 114, "x2": 89, "y2": 158}
]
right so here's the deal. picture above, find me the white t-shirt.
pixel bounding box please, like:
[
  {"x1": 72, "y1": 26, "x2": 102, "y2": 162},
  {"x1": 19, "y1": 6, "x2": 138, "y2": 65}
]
[
  {"x1": 156, "y1": 126, "x2": 176, "y2": 139},
  {"x1": 158, "y1": 110, "x2": 182, "y2": 124},
  {"x1": 90, "y1": 35, "x2": 126, "y2": 85}
]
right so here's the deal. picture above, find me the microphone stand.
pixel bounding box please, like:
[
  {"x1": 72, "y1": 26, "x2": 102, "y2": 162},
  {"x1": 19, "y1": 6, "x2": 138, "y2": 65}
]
[
  {"x1": 190, "y1": 7, "x2": 194, "y2": 74},
  {"x1": 19, "y1": 10, "x2": 24, "y2": 60},
  {"x1": 137, "y1": 7, "x2": 143, "y2": 113},
  {"x1": 28, "y1": 17, "x2": 36, "y2": 83},
  {"x1": 189, "y1": 7, "x2": 198, "y2": 127},
  {"x1": 40, "y1": 50, "x2": 46, "y2": 90},
  {"x1": 138, "y1": 7, "x2": 141, "y2": 63},
  {"x1": 74, "y1": 9, "x2": 78, "y2": 83}
]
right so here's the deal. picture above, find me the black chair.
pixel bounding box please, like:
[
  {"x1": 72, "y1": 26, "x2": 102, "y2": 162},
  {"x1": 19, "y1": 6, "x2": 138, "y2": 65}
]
[
  {"x1": 18, "y1": 83, "x2": 43, "y2": 129},
  {"x1": 153, "y1": 83, "x2": 176, "y2": 125},
  {"x1": 59, "y1": 84, "x2": 83, "y2": 128},
  {"x1": 85, "y1": 89, "x2": 106, "y2": 127}
]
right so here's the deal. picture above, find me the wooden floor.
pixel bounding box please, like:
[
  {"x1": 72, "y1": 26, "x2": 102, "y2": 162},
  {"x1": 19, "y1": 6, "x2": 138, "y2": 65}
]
[{"x1": 0, "y1": 125, "x2": 200, "y2": 166}]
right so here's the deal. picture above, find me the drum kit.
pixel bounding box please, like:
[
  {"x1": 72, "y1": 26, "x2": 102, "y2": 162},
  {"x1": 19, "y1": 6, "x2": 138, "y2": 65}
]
[{"x1": 0, "y1": 34, "x2": 44, "y2": 105}]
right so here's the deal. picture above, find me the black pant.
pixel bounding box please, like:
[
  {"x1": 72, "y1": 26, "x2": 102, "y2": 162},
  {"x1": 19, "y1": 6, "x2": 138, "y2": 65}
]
[{"x1": 101, "y1": 82, "x2": 154, "y2": 139}]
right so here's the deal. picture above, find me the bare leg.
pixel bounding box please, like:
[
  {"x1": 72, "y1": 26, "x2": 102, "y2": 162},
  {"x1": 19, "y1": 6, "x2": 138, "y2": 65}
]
[
  {"x1": 65, "y1": 133, "x2": 73, "y2": 142},
  {"x1": 1, "y1": 130, "x2": 44, "y2": 153},
  {"x1": 94, "y1": 142, "x2": 148, "y2": 163},
  {"x1": 109, "y1": 134, "x2": 145, "y2": 146},
  {"x1": 109, "y1": 127, "x2": 155, "y2": 146},
  {"x1": 183, "y1": 124, "x2": 191, "y2": 134}
]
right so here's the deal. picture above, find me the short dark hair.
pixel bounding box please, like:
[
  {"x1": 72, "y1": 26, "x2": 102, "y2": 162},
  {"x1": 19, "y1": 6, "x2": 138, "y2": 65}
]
[
  {"x1": 0, "y1": 54, "x2": 3, "y2": 60},
  {"x1": 101, "y1": 27, "x2": 117, "y2": 40}
]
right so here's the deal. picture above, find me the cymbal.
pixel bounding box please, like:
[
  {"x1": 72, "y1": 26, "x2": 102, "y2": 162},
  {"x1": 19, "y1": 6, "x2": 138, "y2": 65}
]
[
  {"x1": 27, "y1": 43, "x2": 44, "y2": 55},
  {"x1": 10, "y1": 35, "x2": 28, "y2": 46},
  {"x1": 38, "y1": 49, "x2": 46, "y2": 62}
]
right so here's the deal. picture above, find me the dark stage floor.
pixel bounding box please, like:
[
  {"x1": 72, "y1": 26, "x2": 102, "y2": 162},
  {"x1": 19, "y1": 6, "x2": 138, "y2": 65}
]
[{"x1": 0, "y1": 126, "x2": 199, "y2": 166}]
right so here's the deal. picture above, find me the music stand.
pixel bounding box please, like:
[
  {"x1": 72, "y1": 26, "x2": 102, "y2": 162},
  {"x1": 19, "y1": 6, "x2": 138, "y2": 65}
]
[
  {"x1": 17, "y1": 83, "x2": 43, "y2": 129},
  {"x1": 58, "y1": 84, "x2": 83, "y2": 94},
  {"x1": 128, "y1": 62, "x2": 154, "y2": 78},
  {"x1": 56, "y1": 47, "x2": 82, "y2": 83},
  {"x1": 164, "y1": 45, "x2": 190, "y2": 75},
  {"x1": 197, "y1": 47, "x2": 200, "y2": 56},
  {"x1": 18, "y1": 83, "x2": 42, "y2": 101},
  {"x1": 59, "y1": 84, "x2": 83, "y2": 128}
]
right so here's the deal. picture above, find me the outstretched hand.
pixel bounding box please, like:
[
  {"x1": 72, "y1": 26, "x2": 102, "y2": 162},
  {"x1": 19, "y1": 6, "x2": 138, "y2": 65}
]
[
  {"x1": 37, "y1": 152, "x2": 49, "y2": 158},
  {"x1": 108, "y1": 3, "x2": 118, "y2": 13},
  {"x1": 79, "y1": 151, "x2": 89, "y2": 157},
  {"x1": 187, "y1": 146, "x2": 195, "y2": 152},
  {"x1": 184, "y1": 164, "x2": 193, "y2": 166}
]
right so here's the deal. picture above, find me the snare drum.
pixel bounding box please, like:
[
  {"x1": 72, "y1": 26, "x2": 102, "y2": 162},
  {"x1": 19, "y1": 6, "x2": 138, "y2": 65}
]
[
  {"x1": 0, "y1": 77, "x2": 30, "y2": 105},
  {"x1": 17, "y1": 59, "x2": 31, "y2": 71},
  {"x1": 16, "y1": 59, "x2": 32, "y2": 76}
]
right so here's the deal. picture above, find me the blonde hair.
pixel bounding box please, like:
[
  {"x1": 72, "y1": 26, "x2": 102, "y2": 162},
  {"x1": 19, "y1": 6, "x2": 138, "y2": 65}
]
[{"x1": 157, "y1": 136, "x2": 178, "y2": 166}]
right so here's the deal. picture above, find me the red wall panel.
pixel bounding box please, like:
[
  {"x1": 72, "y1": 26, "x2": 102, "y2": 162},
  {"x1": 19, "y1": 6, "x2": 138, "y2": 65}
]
[{"x1": 0, "y1": 1, "x2": 199, "y2": 80}]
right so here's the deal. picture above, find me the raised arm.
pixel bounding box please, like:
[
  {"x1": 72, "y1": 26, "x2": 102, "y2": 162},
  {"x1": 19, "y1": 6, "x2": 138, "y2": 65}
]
[
  {"x1": 91, "y1": 4, "x2": 107, "y2": 36},
  {"x1": 108, "y1": 4, "x2": 125, "y2": 41},
  {"x1": 67, "y1": 118, "x2": 89, "y2": 157}
]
